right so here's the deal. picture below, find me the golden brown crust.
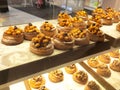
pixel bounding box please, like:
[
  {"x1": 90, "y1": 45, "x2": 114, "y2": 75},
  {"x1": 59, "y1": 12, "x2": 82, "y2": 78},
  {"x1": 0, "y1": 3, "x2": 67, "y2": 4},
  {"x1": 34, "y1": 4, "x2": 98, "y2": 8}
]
[
  {"x1": 73, "y1": 70, "x2": 88, "y2": 84},
  {"x1": 116, "y1": 23, "x2": 120, "y2": 32},
  {"x1": 97, "y1": 54, "x2": 111, "y2": 64},
  {"x1": 97, "y1": 64, "x2": 111, "y2": 77},
  {"x1": 110, "y1": 60, "x2": 120, "y2": 72},
  {"x1": 48, "y1": 69, "x2": 64, "y2": 83},
  {"x1": 87, "y1": 57, "x2": 100, "y2": 68},
  {"x1": 109, "y1": 50, "x2": 119, "y2": 58},
  {"x1": 29, "y1": 75, "x2": 45, "y2": 89},
  {"x1": 39, "y1": 85, "x2": 49, "y2": 90},
  {"x1": 65, "y1": 64, "x2": 77, "y2": 74},
  {"x1": 84, "y1": 81, "x2": 100, "y2": 90}
]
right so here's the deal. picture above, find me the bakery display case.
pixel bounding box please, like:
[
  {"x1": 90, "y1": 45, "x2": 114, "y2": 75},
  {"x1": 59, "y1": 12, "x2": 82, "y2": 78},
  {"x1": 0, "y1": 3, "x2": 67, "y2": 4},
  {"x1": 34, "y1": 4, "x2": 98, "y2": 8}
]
[{"x1": 0, "y1": 4, "x2": 120, "y2": 90}]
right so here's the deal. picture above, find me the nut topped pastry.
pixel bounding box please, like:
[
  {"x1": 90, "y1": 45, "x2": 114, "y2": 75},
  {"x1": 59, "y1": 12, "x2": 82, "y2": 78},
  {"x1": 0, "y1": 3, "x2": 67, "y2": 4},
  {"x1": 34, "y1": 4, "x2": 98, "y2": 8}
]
[
  {"x1": 58, "y1": 12, "x2": 71, "y2": 20},
  {"x1": 30, "y1": 33, "x2": 54, "y2": 55},
  {"x1": 116, "y1": 23, "x2": 120, "y2": 32},
  {"x1": 97, "y1": 64, "x2": 111, "y2": 77},
  {"x1": 65, "y1": 64, "x2": 77, "y2": 74},
  {"x1": 110, "y1": 60, "x2": 120, "y2": 72},
  {"x1": 48, "y1": 69, "x2": 64, "y2": 83},
  {"x1": 75, "y1": 10, "x2": 88, "y2": 20},
  {"x1": 109, "y1": 50, "x2": 120, "y2": 58},
  {"x1": 112, "y1": 11, "x2": 120, "y2": 23},
  {"x1": 73, "y1": 70, "x2": 88, "y2": 84},
  {"x1": 84, "y1": 80, "x2": 100, "y2": 90},
  {"x1": 29, "y1": 75, "x2": 45, "y2": 89},
  {"x1": 53, "y1": 32, "x2": 74, "y2": 50},
  {"x1": 40, "y1": 21, "x2": 57, "y2": 37},
  {"x1": 24, "y1": 23, "x2": 40, "y2": 40},
  {"x1": 92, "y1": 7, "x2": 105, "y2": 16},
  {"x1": 58, "y1": 19, "x2": 72, "y2": 27},
  {"x1": 39, "y1": 85, "x2": 49, "y2": 90},
  {"x1": 88, "y1": 23, "x2": 104, "y2": 42},
  {"x1": 69, "y1": 28, "x2": 89, "y2": 45},
  {"x1": 98, "y1": 54, "x2": 111, "y2": 64},
  {"x1": 2, "y1": 26, "x2": 24, "y2": 45}
]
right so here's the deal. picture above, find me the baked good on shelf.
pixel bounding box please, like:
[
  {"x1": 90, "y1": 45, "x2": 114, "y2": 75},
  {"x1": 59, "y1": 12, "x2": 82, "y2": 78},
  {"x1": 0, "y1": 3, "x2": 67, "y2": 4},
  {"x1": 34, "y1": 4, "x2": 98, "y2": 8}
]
[
  {"x1": 39, "y1": 85, "x2": 49, "y2": 90},
  {"x1": 58, "y1": 12, "x2": 71, "y2": 21},
  {"x1": 1, "y1": 26, "x2": 24, "y2": 45},
  {"x1": 30, "y1": 33, "x2": 54, "y2": 55},
  {"x1": 110, "y1": 60, "x2": 120, "y2": 72},
  {"x1": 65, "y1": 64, "x2": 77, "y2": 74},
  {"x1": 40, "y1": 21, "x2": 57, "y2": 37},
  {"x1": 75, "y1": 10, "x2": 88, "y2": 21},
  {"x1": 24, "y1": 23, "x2": 40, "y2": 40},
  {"x1": 53, "y1": 32, "x2": 74, "y2": 50},
  {"x1": 73, "y1": 70, "x2": 88, "y2": 84},
  {"x1": 97, "y1": 54, "x2": 111, "y2": 64},
  {"x1": 112, "y1": 11, "x2": 120, "y2": 23},
  {"x1": 92, "y1": 7, "x2": 105, "y2": 16},
  {"x1": 87, "y1": 57, "x2": 100, "y2": 68},
  {"x1": 48, "y1": 69, "x2": 64, "y2": 83},
  {"x1": 69, "y1": 28, "x2": 89, "y2": 46},
  {"x1": 97, "y1": 64, "x2": 111, "y2": 77},
  {"x1": 58, "y1": 18, "x2": 72, "y2": 27},
  {"x1": 29, "y1": 75, "x2": 45, "y2": 89},
  {"x1": 84, "y1": 80, "x2": 100, "y2": 90},
  {"x1": 101, "y1": 13, "x2": 113, "y2": 25},
  {"x1": 116, "y1": 23, "x2": 120, "y2": 32},
  {"x1": 87, "y1": 23, "x2": 105, "y2": 42},
  {"x1": 109, "y1": 50, "x2": 119, "y2": 58},
  {"x1": 71, "y1": 17, "x2": 87, "y2": 30}
]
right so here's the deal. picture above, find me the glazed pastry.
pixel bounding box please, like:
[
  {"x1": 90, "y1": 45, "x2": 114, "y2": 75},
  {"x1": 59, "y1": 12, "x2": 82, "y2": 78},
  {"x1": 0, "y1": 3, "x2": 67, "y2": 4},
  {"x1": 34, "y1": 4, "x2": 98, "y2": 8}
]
[
  {"x1": 30, "y1": 33, "x2": 54, "y2": 55},
  {"x1": 73, "y1": 70, "x2": 88, "y2": 84},
  {"x1": 116, "y1": 23, "x2": 120, "y2": 32},
  {"x1": 75, "y1": 10, "x2": 88, "y2": 21},
  {"x1": 97, "y1": 64, "x2": 111, "y2": 77},
  {"x1": 58, "y1": 19, "x2": 72, "y2": 27},
  {"x1": 92, "y1": 7, "x2": 105, "y2": 16},
  {"x1": 84, "y1": 80, "x2": 100, "y2": 90},
  {"x1": 71, "y1": 17, "x2": 87, "y2": 30},
  {"x1": 65, "y1": 64, "x2": 77, "y2": 74},
  {"x1": 97, "y1": 54, "x2": 111, "y2": 64},
  {"x1": 58, "y1": 12, "x2": 71, "y2": 21},
  {"x1": 109, "y1": 50, "x2": 119, "y2": 58},
  {"x1": 88, "y1": 23, "x2": 105, "y2": 42},
  {"x1": 29, "y1": 75, "x2": 45, "y2": 89},
  {"x1": 110, "y1": 60, "x2": 120, "y2": 72},
  {"x1": 40, "y1": 22, "x2": 57, "y2": 37},
  {"x1": 101, "y1": 13, "x2": 113, "y2": 25},
  {"x1": 113, "y1": 12, "x2": 120, "y2": 23},
  {"x1": 48, "y1": 69, "x2": 64, "y2": 83},
  {"x1": 87, "y1": 57, "x2": 100, "y2": 68},
  {"x1": 69, "y1": 28, "x2": 89, "y2": 45},
  {"x1": 39, "y1": 85, "x2": 49, "y2": 90},
  {"x1": 24, "y1": 23, "x2": 40, "y2": 40},
  {"x1": 53, "y1": 32, "x2": 74, "y2": 50},
  {"x1": 2, "y1": 26, "x2": 24, "y2": 45}
]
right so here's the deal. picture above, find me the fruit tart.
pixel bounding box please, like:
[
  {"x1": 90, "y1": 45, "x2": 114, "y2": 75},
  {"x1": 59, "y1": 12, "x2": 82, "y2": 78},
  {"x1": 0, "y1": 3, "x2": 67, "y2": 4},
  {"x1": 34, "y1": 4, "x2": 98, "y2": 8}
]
[
  {"x1": 24, "y1": 23, "x2": 40, "y2": 40},
  {"x1": 2, "y1": 26, "x2": 24, "y2": 45},
  {"x1": 40, "y1": 21, "x2": 57, "y2": 37},
  {"x1": 30, "y1": 33, "x2": 54, "y2": 55},
  {"x1": 53, "y1": 32, "x2": 74, "y2": 50},
  {"x1": 69, "y1": 28, "x2": 89, "y2": 45}
]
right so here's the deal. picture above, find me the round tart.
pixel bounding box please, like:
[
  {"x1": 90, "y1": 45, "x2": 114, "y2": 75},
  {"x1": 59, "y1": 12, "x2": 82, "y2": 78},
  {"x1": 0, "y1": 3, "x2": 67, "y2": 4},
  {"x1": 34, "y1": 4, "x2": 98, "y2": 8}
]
[
  {"x1": 40, "y1": 21, "x2": 57, "y2": 37},
  {"x1": 24, "y1": 23, "x2": 40, "y2": 40},
  {"x1": 71, "y1": 17, "x2": 87, "y2": 30},
  {"x1": 97, "y1": 64, "x2": 111, "y2": 77},
  {"x1": 30, "y1": 34, "x2": 54, "y2": 55},
  {"x1": 69, "y1": 28, "x2": 89, "y2": 46},
  {"x1": 53, "y1": 32, "x2": 74, "y2": 50},
  {"x1": 88, "y1": 23, "x2": 105, "y2": 42},
  {"x1": 29, "y1": 75, "x2": 45, "y2": 89},
  {"x1": 75, "y1": 10, "x2": 88, "y2": 21},
  {"x1": 87, "y1": 57, "x2": 99, "y2": 68},
  {"x1": 1, "y1": 26, "x2": 24, "y2": 45},
  {"x1": 110, "y1": 60, "x2": 120, "y2": 72},
  {"x1": 39, "y1": 85, "x2": 49, "y2": 90},
  {"x1": 48, "y1": 69, "x2": 64, "y2": 83},
  {"x1": 84, "y1": 80, "x2": 100, "y2": 90},
  {"x1": 97, "y1": 54, "x2": 111, "y2": 64},
  {"x1": 73, "y1": 70, "x2": 88, "y2": 84},
  {"x1": 116, "y1": 23, "x2": 120, "y2": 32},
  {"x1": 109, "y1": 50, "x2": 119, "y2": 58},
  {"x1": 65, "y1": 64, "x2": 77, "y2": 74}
]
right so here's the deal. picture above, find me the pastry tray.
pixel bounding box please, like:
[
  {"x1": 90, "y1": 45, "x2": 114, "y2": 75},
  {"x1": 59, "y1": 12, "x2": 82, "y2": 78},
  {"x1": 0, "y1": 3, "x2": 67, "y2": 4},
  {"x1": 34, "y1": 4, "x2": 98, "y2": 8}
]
[
  {"x1": 24, "y1": 63, "x2": 105, "y2": 90},
  {"x1": 81, "y1": 54, "x2": 120, "y2": 90},
  {"x1": 0, "y1": 20, "x2": 110, "y2": 88},
  {"x1": 100, "y1": 23, "x2": 120, "y2": 47}
]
